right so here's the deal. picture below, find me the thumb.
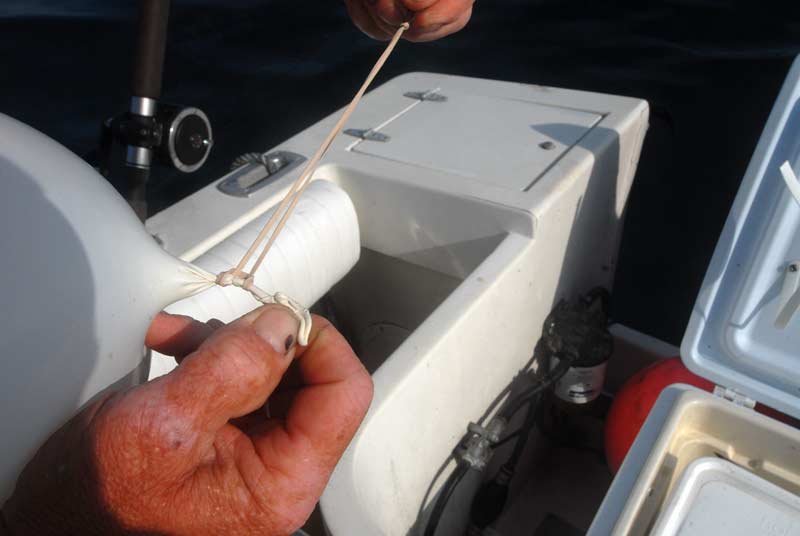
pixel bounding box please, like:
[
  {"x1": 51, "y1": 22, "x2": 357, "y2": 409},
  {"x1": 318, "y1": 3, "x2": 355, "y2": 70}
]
[{"x1": 158, "y1": 304, "x2": 300, "y2": 435}]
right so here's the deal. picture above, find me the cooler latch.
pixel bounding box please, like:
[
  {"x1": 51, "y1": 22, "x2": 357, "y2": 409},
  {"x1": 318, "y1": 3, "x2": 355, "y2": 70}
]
[
  {"x1": 713, "y1": 386, "x2": 756, "y2": 409},
  {"x1": 775, "y1": 261, "x2": 800, "y2": 329}
]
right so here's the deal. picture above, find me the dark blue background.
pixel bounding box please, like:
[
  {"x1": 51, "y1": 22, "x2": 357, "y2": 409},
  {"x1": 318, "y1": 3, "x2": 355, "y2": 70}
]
[{"x1": 2, "y1": 1, "x2": 799, "y2": 344}]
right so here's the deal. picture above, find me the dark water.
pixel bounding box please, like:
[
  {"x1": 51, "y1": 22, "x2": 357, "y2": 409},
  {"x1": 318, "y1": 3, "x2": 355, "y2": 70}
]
[{"x1": 2, "y1": 1, "x2": 799, "y2": 344}]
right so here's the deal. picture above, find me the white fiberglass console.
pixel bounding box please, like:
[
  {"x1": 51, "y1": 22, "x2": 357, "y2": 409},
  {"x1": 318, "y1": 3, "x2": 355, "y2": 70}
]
[{"x1": 147, "y1": 72, "x2": 649, "y2": 535}]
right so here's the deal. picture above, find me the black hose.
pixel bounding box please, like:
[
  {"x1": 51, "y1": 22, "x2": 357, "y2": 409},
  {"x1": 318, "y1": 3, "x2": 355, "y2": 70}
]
[{"x1": 423, "y1": 462, "x2": 470, "y2": 536}]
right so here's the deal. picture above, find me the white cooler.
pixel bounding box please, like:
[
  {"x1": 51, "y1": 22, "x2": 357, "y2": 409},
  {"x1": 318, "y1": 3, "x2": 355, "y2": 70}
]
[
  {"x1": 649, "y1": 457, "x2": 800, "y2": 536},
  {"x1": 589, "y1": 56, "x2": 800, "y2": 535}
]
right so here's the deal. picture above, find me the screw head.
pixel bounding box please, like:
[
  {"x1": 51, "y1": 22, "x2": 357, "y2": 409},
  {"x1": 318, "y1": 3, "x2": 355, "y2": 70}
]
[
  {"x1": 539, "y1": 141, "x2": 556, "y2": 150},
  {"x1": 790, "y1": 264, "x2": 798, "y2": 273},
  {"x1": 189, "y1": 134, "x2": 205, "y2": 149}
]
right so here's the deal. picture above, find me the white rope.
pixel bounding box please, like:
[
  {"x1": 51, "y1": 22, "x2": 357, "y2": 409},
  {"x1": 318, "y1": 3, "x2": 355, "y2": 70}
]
[
  {"x1": 213, "y1": 23, "x2": 410, "y2": 344},
  {"x1": 216, "y1": 271, "x2": 313, "y2": 345},
  {"x1": 242, "y1": 22, "x2": 410, "y2": 276}
]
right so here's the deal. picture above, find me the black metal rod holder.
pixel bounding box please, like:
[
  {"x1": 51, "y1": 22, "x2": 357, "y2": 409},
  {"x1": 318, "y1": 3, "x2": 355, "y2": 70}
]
[{"x1": 92, "y1": 0, "x2": 211, "y2": 222}]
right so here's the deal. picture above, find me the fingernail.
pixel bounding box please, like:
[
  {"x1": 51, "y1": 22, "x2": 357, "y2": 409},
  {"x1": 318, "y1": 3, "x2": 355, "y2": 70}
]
[
  {"x1": 252, "y1": 306, "x2": 300, "y2": 355},
  {"x1": 206, "y1": 318, "x2": 225, "y2": 330}
]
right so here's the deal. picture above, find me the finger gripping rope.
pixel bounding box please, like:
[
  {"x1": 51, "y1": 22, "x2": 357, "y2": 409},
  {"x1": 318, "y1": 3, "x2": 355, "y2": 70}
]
[{"x1": 216, "y1": 269, "x2": 313, "y2": 346}]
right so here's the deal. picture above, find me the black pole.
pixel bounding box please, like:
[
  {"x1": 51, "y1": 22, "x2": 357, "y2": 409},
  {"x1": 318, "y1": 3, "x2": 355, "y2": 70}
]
[
  {"x1": 123, "y1": 166, "x2": 150, "y2": 221},
  {"x1": 123, "y1": 0, "x2": 171, "y2": 221},
  {"x1": 132, "y1": 0, "x2": 171, "y2": 100}
]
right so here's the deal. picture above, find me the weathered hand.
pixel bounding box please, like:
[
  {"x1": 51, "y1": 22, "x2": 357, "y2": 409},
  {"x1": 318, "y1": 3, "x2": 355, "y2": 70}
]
[
  {"x1": 2, "y1": 306, "x2": 373, "y2": 535},
  {"x1": 345, "y1": 0, "x2": 474, "y2": 42}
]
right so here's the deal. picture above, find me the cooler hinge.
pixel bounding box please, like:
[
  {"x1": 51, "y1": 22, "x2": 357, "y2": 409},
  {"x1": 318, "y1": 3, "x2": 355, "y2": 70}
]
[{"x1": 713, "y1": 386, "x2": 756, "y2": 409}]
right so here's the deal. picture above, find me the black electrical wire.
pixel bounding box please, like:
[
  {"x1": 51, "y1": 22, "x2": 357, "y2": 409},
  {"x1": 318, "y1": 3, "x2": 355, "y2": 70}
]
[
  {"x1": 423, "y1": 461, "x2": 470, "y2": 536},
  {"x1": 499, "y1": 352, "x2": 574, "y2": 421},
  {"x1": 424, "y1": 352, "x2": 574, "y2": 536},
  {"x1": 507, "y1": 393, "x2": 540, "y2": 467},
  {"x1": 467, "y1": 393, "x2": 543, "y2": 531},
  {"x1": 492, "y1": 394, "x2": 542, "y2": 449},
  {"x1": 493, "y1": 429, "x2": 523, "y2": 449}
]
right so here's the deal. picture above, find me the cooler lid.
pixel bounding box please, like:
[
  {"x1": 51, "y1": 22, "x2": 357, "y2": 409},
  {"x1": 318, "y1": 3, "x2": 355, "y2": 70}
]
[{"x1": 681, "y1": 56, "x2": 800, "y2": 419}]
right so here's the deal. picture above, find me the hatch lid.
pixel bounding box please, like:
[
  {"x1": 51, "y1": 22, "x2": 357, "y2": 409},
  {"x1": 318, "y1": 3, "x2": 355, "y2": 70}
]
[
  {"x1": 681, "y1": 57, "x2": 800, "y2": 420},
  {"x1": 349, "y1": 88, "x2": 603, "y2": 191}
]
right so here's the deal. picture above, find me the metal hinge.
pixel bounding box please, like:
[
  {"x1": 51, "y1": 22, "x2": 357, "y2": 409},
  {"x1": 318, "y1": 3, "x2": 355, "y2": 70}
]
[
  {"x1": 713, "y1": 386, "x2": 756, "y2": 409},
  {"x1": 403, "y1": 89, "x2": 447, "y2": 102},
  {"x1": 343, "y1": 128, "x2": 390, "y2": 142}
]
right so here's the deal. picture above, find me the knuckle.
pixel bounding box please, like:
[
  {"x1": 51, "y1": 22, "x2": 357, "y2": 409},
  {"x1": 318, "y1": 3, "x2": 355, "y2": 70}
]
[{"x1": 350, "y1": 371, "x2": 375, "y2": 415}]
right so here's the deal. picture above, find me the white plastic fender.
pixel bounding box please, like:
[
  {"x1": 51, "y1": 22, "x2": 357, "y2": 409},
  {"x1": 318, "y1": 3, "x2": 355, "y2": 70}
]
[{"x1": 0, "y1": 113, "x2": 214, "y2": 499}]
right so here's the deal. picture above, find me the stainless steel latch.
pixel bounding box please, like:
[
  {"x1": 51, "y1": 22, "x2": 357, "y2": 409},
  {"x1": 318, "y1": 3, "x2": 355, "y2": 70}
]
[
  {"x1": 217, "y1": 150, "x2": 306, "y2": 198},
  {"x1": 403, "y1": 90, "x2": 447, "y2": 102},
  {"x1": 343, "y1": 128, "x2": 390, "y2": 142},
  {"x1": 776, "y1": 261, "x2": 800, "y2": 329}
]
